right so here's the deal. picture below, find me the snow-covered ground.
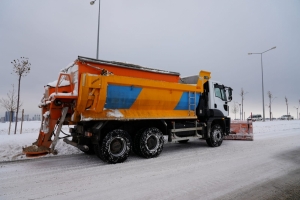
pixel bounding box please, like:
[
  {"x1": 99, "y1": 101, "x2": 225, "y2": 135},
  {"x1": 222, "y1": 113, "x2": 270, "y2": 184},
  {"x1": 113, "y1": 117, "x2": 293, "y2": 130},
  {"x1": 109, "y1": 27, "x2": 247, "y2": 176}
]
[
  {"x1": 0, "y1": 121, "x2": 81, "y2": 162},
  {"x1": 0, "y1": 120, "x2": 300, "y2": 199}
]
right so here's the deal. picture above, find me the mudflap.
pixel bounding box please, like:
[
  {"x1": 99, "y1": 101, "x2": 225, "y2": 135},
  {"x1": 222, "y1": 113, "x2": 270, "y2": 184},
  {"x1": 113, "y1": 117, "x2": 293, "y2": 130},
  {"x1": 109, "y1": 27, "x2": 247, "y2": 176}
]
[{"x1": 224, "y1": 120, "x2": 253, "y2": 141}]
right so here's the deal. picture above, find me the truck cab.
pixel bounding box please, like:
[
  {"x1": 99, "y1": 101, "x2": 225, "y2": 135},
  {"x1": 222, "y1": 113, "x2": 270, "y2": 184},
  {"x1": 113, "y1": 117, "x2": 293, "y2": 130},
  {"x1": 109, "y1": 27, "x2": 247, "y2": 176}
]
[
  {"x1": 195, "y1": 80, "x2": 232, "y2": 119},
  {"x1": 180, "y1": 76, "x2": 232, "y2": 140},
  {"x1": 179, "y1": 76, "x2": 232, "y2": 118},
  {"x1": 208, "y1": 80, "x2": 232, "y2": 117}
]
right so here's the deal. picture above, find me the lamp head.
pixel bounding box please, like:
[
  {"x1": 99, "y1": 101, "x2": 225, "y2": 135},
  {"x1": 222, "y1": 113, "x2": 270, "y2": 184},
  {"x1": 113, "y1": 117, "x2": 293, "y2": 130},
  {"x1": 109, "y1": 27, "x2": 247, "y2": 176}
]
[
  {"x1": 248, "y1": 53, "x2": 252, "y2": 55},
  {"x1": 90, "y1": 0, "x2": 96, "y2": 5}
]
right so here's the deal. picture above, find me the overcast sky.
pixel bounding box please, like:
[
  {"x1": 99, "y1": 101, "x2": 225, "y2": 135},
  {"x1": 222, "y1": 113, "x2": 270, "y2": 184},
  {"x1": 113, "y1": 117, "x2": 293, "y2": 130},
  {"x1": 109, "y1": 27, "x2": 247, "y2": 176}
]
[{"x1": 0, "y1": 0, "x2": 300, "y2": 119}]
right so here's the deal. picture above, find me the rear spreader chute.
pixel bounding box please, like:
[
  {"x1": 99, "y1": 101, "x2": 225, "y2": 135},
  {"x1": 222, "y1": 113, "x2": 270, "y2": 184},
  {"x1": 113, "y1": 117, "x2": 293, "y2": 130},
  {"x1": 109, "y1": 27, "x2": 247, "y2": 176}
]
[{"x1": 23, "y1": 107, "x2": 70, "y2": 157}]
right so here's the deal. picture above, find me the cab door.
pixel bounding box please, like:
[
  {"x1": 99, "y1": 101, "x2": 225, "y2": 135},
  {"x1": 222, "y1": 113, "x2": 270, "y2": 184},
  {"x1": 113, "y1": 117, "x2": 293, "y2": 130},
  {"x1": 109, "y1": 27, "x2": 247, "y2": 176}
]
[{"x1": 210, "y1": 81, "x2": 229, "y2": 116}]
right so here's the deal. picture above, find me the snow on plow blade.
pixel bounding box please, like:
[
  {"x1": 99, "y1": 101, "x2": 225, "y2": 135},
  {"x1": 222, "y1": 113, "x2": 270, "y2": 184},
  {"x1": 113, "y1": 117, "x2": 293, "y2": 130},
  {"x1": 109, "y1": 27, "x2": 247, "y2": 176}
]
[
  {"x1": 23, "y1": 145, "x2": 50, "y2": 157},
  {"x1": 225, "y1": 120, "x2": 253, "y2": 141},
  {"x1": 22, "y1": 130, "x2": 53, "y2": 158}
]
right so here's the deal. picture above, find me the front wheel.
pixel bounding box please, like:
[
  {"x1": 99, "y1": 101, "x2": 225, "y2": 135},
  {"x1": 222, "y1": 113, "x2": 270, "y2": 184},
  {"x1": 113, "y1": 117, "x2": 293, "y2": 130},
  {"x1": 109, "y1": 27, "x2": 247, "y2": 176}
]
[
  {"x1": 99, "y1": 129, "x2": 131, "y2": 164},
  {"x1": 206, "y1": 124, "x2": 223, "y2": 147}
]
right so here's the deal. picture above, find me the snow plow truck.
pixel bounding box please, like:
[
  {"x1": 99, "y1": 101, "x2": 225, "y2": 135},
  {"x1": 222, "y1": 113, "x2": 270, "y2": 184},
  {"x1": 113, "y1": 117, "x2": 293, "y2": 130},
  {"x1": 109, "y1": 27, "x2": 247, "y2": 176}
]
[{"x1": 24, "y1": 56, "x2": 236, "y2": 163}]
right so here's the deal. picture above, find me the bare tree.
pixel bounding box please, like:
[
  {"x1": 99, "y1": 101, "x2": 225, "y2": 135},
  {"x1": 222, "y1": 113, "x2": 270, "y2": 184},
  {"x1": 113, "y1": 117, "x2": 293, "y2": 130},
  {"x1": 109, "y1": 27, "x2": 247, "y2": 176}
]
[
  {"x1": 11, "y1": 57, "x2": 31, "y2": 134},
  {"x1": 267, "y1": 91, "x2": 276, "y2": 121},
  {"x1": 285, "y1": 96, "x2": 288, "y2": 115},
  {"x1": 0, "y1": 85, "x2": 22, "y2": 134},
  {"x1": 240, "y1": 88, "x2": 248, "y2": 120},
  {"x1": 231, "y1": 102, "x2": 239, "y2": 120}
]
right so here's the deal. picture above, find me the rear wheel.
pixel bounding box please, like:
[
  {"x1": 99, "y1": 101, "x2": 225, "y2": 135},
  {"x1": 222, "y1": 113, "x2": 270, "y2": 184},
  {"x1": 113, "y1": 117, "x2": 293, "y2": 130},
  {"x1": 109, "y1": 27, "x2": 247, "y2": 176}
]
[
  {"x1": 134, "y1": 127, "x2": 164, "y2": 158},
  {"x1": 206, "y1": 124, "x2": 223, "y2": 147},
  {"x1": 97, "y1": 129, "x2": 131, "y2": 164}
]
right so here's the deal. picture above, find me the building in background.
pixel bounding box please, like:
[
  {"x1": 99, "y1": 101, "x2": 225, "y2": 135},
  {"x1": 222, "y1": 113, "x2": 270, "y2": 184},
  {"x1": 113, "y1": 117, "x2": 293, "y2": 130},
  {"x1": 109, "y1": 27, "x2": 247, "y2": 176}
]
[
  {"x1": 5, "y1": 111, "x2": 15, "y2": 122},
  {"x1": 24, "y1": 114, "x2": 30, "y2": 121},
  {"x1": 32, "y1": 114, "x2": 41, "y2": 121},
  {"x1": 2, "y1": 112, "x2": 42, "y2": 122}
]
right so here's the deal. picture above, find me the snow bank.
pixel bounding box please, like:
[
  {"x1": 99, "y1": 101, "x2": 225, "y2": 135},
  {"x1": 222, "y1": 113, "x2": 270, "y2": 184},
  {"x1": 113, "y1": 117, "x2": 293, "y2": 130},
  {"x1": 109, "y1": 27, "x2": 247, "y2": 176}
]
[{"x1": 0, "y1": 121, "x2": 80, "y2": 162}]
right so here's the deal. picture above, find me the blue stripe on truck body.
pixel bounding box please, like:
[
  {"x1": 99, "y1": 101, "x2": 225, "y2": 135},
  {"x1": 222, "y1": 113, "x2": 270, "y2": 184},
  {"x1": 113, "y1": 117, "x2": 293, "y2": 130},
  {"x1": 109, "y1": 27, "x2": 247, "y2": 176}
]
[
  {"x1": 105, "y1": 85, "x2": 142, "y2": 109},
  {"x1": 175, "y1": 92, "x2": 200, "y2": 110}
]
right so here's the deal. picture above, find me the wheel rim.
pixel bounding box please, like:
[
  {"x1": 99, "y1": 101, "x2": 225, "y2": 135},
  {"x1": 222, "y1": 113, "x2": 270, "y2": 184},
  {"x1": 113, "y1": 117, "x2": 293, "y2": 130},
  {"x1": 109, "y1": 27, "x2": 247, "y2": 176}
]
[
  {"x1": 109, "y1": 137, "x2": 126, "y2": 157},
  {"x1": 212, "y1": 127, "x2": 222, "y2": 143},
  {"x1": 146, "y1": 135, "x2": 159, "y2": 152}
]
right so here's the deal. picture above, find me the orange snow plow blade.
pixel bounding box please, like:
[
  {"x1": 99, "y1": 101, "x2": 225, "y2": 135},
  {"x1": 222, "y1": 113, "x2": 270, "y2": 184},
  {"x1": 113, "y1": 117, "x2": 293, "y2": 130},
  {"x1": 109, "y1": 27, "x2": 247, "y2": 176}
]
[
  {"x1": 22, "y1": 141, "x2": 50, "y2": 157},
  {"x1": 225, "y1": 120, "x2": 253, "y2": 141},
  {"x1": 22, "y1": 121, "x2": 52, "y2": 158},
  {"x1": 22, "y1": 131, "x2": 51, "y2": 157}
]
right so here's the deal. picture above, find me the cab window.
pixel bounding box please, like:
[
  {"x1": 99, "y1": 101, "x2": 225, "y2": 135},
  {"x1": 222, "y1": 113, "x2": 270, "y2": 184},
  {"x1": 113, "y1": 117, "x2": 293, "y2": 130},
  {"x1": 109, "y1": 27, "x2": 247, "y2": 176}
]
[
  {"x1": 214, "y1": 85, "x2": 227, "y2": 101},
  {"x1": 215, "y1": 88, "x2": 222, "y2": 99}
]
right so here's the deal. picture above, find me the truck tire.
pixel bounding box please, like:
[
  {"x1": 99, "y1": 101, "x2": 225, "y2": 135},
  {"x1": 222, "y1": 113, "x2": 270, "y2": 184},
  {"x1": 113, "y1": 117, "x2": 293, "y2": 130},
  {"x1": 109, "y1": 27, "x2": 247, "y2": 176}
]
[
  {"x1": 99, "y1": 129, "x2": 131, "y2": 164},
  {"x1": 135, "y1": 127, "x2": 164, "y2": 158},
  {"x1": 206, "y1": 124, "x2": 223, "y2": 147}
]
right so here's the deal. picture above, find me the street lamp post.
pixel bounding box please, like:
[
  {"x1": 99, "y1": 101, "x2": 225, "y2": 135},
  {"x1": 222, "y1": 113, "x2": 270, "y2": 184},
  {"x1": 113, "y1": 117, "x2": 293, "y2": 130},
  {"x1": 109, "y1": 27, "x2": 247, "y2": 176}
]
[
  {"x1": 90, "y1": 0, "x2": 101, "y2": 59},
  {"x1": 248, "y1": 46, "x2": 276, "y2": 122}
]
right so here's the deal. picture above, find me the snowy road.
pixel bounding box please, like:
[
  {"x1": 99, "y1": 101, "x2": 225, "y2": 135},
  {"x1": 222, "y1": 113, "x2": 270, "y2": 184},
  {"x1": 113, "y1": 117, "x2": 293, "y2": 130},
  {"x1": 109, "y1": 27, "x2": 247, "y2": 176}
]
[{"x1": 1, "y1": 121, "x2": 300, "y2": 200}]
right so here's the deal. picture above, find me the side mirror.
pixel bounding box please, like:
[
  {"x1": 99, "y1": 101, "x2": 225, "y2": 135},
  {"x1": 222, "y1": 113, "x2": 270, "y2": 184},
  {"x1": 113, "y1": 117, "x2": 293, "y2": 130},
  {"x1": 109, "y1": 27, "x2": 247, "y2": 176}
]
[{"x1": 228, "y1": 88, "x2": 233, "y2": 102}]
